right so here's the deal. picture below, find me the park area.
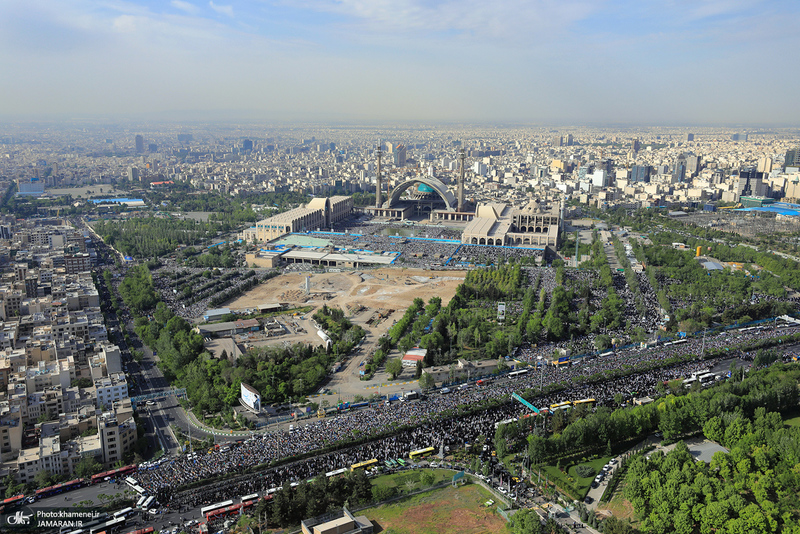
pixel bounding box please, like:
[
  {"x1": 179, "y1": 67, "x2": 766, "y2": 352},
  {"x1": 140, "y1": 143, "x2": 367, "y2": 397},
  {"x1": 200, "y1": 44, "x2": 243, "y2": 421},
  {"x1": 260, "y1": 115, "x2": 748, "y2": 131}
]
[
  {"x1": 540, "y1": 455, "x2": 613, "y2": 500},
  {"x1": 360, "y1": 481, "x2": 507, "y2": 534}
]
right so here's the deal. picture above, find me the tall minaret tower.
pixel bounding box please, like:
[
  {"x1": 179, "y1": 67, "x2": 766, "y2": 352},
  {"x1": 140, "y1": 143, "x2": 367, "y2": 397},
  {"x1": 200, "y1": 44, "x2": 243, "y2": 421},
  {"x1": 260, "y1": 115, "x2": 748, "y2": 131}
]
[
  {"x1": 376, "y1": 141, "x2": 383, "y2": 208},
  {"x1": 457, "y1": 147, "x2": 466, "y2": 212}
]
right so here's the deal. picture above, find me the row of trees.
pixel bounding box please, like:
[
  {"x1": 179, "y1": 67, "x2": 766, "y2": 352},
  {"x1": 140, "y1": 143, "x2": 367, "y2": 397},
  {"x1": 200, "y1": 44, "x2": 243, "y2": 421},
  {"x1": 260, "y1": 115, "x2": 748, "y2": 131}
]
[
  {"x1": 524, "y1": 361, "x2": 799, "y2": 466},
  {"x1": 254, "y1": 470, "x2": 373, "y2": 527},
  {"x1": 146, "y1": 187, "x2": 307, "y2": 217},
  {"x1": 118, "y1": 265, "x2": 160, "y2": 313},
  {"x1": 184, "y1": 244, "x2": 238, "y2": 268},
  {"x1": 93, "y1": 217, "x2": 223, "y2": 259}
]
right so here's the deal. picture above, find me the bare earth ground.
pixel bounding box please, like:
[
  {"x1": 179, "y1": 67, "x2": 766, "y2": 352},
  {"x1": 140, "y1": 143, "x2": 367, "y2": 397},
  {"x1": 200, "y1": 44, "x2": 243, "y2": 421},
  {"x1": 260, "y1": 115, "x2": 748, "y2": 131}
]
[
  {"x1": 363, "y1": 484, "x2": 507, "y2": 534},
  {"x1": 48, "y1": 186, "x2": 126, "y2": 197},
  {"x1": 226, "y1": 268, "x2": 466, "y2": 400},
  {"x1": 228, "y1": 268, "x2": 466, "y2": 312}
]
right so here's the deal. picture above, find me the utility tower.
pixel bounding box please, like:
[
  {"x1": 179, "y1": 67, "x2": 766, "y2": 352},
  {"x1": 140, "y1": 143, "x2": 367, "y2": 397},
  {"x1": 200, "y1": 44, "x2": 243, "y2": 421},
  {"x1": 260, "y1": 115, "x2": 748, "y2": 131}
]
[
  {"x1": 457, "y1": 147, "x2": 466, "y2": 212},
  {"x1": 376, "y1": 141, "x2": 383, "y2": 208}
]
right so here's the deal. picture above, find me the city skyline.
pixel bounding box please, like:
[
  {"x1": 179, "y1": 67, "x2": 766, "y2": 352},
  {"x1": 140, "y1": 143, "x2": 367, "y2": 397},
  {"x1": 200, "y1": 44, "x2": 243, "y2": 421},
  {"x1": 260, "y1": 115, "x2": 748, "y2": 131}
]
[{"x1": 1, "y1": 0, "x2": 799, "y2": 125}]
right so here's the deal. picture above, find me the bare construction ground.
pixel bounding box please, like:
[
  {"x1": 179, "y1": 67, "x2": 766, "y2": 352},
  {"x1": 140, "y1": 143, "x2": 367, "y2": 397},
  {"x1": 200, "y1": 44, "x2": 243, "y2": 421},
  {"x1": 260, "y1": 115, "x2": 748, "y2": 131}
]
[
  {"x1": 227, "y1": 268, "x2": 467, "y2": 400},
  {"x1": 228, "y1": 268, "x2": 466, "y2": 312}
]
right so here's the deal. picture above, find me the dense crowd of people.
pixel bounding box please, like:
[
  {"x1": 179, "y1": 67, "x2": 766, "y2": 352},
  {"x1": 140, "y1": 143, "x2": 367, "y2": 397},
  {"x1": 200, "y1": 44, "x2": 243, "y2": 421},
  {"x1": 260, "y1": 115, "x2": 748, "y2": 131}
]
[{"x1": 134, "y1": 321, "x2": 800, "y2": 510}]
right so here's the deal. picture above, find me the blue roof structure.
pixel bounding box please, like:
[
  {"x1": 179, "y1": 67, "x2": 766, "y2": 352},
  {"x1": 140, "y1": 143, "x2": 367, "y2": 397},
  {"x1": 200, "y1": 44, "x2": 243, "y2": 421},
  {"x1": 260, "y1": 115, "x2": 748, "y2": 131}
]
[
  {"x1": 734, "y1": 202, "x2": 800, "y2": 217},
  {"x1": 735, "y1": 206, "x2": 800, "y2": 216}
]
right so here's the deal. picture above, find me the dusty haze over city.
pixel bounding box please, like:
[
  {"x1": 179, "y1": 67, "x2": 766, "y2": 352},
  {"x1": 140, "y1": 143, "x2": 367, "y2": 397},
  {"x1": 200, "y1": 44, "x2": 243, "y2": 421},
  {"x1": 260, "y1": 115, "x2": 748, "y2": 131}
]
[{"x1": 0, "y1": 0, "x2": 799, "y2": 125}]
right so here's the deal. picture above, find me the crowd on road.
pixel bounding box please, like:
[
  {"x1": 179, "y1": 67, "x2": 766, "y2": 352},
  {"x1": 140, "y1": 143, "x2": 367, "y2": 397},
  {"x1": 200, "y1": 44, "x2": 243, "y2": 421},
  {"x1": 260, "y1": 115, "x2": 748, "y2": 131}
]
[{"x1": 134, "y1": 322, "x2": 800, "y2": 508}]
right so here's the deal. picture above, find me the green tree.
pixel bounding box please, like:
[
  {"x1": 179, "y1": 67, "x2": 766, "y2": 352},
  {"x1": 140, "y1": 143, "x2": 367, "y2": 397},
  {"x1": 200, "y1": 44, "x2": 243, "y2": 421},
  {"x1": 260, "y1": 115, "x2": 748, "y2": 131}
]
[
  {"x1": 418, "y1": 373, "x2": 436, "y2": 390},
  {"x1": 33, "y1": 469, "x2": 54, "y2": 489},
  {"x1": 703, "y1": 416, "x2": 724, "y2": 443},
  {"x1": 420, "y1": 471, "x2": 436, "y2": 487},
  {"x1": 602, "y1": 516, "x2": 635, "y2": 534},
  {"x1": 372, "y1": 484, "x2": 397, "y2": 501},
  {"x1": 386, "y1": 358, "x2": 403, "y2": 380},
  {"x1": 594, "y1": 334, "x2": 612, "y2": 351},
  {"x1": 75, "y1": 456, "x2": 102, "y2": 478},
  {"x1": 4, "y1": 475, "x2": 22, "y2": 498}
]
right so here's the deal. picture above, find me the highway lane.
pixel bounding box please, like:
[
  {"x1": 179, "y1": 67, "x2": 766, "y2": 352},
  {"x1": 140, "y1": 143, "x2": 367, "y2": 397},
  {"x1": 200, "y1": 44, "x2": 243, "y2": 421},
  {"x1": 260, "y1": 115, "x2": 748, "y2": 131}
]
[{"x1": 126, "y1": 320, "x2": 222, "y2": 454}]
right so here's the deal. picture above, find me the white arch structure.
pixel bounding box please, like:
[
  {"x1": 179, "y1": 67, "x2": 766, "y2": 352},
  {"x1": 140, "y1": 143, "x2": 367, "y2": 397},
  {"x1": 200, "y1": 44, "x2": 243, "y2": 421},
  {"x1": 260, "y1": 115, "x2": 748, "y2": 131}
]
[{"x1": 385, "y1": 177, "x2": 457, "y2": 212}]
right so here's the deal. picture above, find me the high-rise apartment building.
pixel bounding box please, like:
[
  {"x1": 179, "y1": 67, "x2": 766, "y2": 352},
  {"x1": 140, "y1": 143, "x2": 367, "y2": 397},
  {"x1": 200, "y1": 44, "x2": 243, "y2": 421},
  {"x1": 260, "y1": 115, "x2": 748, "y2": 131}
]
[
  {"x1": 393, "y1": 145, "x2": 406, "y2": 167},
  {"x1": 757, "y1": 157, "x2": 773, "y2": 173},
  {"x1": 785, "y1": 148, "x2": 799, "y2": 168},
  {"x1": 672, "y1": 160, "x2": 686, "y2": 183},
  {"x1": 631, "y1": 165, "x2": 652, "y2": 183},
  {"x1": 686, "y1": 155, "x2": 702, "y2": 177}
]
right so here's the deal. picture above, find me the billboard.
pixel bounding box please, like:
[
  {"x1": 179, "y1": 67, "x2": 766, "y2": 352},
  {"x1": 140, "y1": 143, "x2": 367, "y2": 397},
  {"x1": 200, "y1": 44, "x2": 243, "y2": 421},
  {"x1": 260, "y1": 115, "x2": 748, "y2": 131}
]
[
  {"x1": 241, "y1": 382, "x2": 261, "y2": 412},
  {"x1": 497, "y1": 302, "x2": 506, "y2": 321}
]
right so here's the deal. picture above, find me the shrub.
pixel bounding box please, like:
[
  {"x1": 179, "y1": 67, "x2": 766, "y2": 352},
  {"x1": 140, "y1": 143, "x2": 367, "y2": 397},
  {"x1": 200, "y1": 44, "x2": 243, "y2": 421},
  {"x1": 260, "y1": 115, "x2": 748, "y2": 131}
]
[{"x1": 574, "y1": 464, "x2": 595, "y2": 478}]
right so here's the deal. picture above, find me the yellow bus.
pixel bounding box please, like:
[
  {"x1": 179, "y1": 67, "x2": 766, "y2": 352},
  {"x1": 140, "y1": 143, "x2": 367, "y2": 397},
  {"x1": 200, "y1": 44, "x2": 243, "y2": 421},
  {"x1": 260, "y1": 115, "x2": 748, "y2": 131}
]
[
  {"x1": 549, "y1": 401, "x2": 572, "y2": 411},
  {"x1": 408, "y1": 447, "x2": 435, "y2": 460},
  {"x1": 350, "y1": 459, "x2": 379, "y2": 471},
  {"x1": 572, "y1": 398, "x2": 596, "y2": 407}
]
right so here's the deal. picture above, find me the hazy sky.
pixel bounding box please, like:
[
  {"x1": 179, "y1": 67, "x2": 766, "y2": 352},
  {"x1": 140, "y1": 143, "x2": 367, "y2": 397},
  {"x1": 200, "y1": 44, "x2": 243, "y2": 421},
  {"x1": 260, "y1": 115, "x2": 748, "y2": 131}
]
[{"x1": 1, "y1": 0, "x2": 798, "y2": 124}]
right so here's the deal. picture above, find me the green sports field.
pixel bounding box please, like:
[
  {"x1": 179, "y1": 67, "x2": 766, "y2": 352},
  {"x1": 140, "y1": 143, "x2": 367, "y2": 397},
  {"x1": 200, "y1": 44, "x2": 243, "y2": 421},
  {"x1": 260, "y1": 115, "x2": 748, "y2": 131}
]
[{"x1": 360, "y1": 482, "x2": 507, "y2": 534}]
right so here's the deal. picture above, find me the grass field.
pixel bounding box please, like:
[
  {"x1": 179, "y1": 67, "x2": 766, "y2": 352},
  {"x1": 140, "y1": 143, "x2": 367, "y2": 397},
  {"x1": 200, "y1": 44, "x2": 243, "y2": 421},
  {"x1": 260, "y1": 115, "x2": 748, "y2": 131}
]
[
  {"x1": 360, "y1": 483, "x2": 507, "y2": 534},
  {"x1": 371, "y1": 468, "x2": 454, "y2": 493},
  {"x1": 785, "y1": 416, "x2": 800, "y2": 427},
  {"x1": 783, "y1": 408, "x2": 800, "y2": 427},
  {"x1": 597, "y1": 480, "x2": 637, "y2": 523}
]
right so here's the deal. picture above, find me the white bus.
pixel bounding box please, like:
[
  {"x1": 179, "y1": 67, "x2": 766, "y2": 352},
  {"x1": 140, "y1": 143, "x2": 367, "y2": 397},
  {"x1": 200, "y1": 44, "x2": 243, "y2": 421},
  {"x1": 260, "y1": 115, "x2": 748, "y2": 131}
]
[
  {"x1": 494, "y1": 417, "x2": 518, "y2": 429},
  {"x1": 240, "y1": 493, "x2": 259, "y2": 503},
  {"x1": 113, "y1": 507, "x2": 134, "y2": 518},
  {"x1": 508, "y1": 369, "x2": 529, "y2": 377},
  {"x1": 89, "y1": 516, "x2": 126, "y2": 534},
  {"x1": 699, "y1": 372, "x2": 717, "y2": 385},
  {"x1": 325, "y1": 467, "x2": 349, "y2": 478},
  {"x1": 200, "y1": 500, "x2": 233, "y2": 518}
]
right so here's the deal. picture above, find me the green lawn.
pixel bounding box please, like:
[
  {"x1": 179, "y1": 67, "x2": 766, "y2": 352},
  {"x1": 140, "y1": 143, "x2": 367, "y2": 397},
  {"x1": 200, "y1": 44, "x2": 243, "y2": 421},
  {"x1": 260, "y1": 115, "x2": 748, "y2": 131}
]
[
  {"x1": 541, "y1": 455, "x2": 613, "y2": 498},
  {"x1": 784, "y1": 415, "x2": 800, "y2": 427},
  {"x1": 782, "y1": 407, "x2": 800, "y2": 427},
  {"x1": 372, "y1": 468, "x2": 458, "y2": 494}
]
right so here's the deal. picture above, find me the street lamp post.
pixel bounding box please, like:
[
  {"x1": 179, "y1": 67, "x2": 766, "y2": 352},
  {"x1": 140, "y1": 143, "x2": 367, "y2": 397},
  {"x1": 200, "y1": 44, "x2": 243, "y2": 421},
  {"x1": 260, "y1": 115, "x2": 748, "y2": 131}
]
[{"x1": 187, "y1": 403, "x2": 192, "y2": 457}]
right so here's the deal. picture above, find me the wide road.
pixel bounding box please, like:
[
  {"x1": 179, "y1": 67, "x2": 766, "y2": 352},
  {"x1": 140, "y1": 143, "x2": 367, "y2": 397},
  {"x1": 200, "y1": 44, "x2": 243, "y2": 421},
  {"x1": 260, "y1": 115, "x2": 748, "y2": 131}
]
[{"x1": 125, "y1": 322, "x2": 223, "y2": 456}]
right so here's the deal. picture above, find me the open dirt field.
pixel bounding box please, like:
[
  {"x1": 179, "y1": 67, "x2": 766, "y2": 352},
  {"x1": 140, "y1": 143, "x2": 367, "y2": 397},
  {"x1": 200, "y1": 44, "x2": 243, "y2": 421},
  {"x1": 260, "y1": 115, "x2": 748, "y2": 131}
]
[
  {"x1": 362, "y1": 484, "x2": 507, "y2": 534},
  {"x1": 48, "y1": 186, "x2": 126, "y2": 197},
  {"x1": 228, "y1": 268, "x2": 466, "y2": 312}
]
